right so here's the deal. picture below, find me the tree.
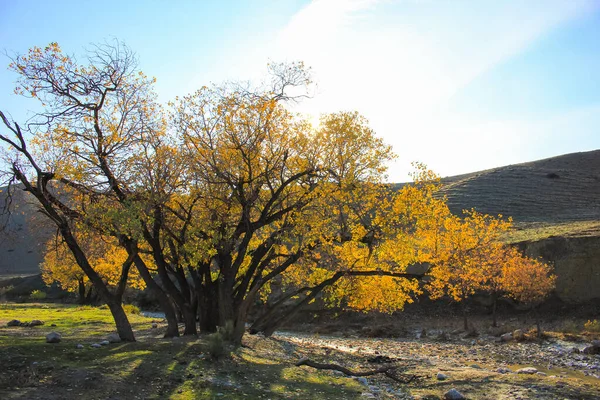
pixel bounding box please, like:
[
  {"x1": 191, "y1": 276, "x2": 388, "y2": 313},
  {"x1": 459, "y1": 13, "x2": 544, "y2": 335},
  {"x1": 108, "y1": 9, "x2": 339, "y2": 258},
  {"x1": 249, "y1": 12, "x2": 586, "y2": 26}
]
[
  {"x1": 42, "y1": 232, "x2": 145, "y2": 304},
  {"x1": 426, "y1": 208, "x2": 556, "y2": 331},
  {"x1": 0, "y1": 41, "x2": 164, "y2": 341},
  {"x1": 1, "y1": 41, "x2": 554, "y2": 345},
  {"x1": 500, "y1": 256, "x2": 555, "y2": 336}
]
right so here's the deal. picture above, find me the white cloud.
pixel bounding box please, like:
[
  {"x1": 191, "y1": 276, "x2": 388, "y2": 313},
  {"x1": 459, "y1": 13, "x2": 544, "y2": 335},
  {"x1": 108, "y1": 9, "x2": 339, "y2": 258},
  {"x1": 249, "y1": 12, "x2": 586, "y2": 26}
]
[{"x1": 271, "y1": 0, "x2": 599, "y2": 181}]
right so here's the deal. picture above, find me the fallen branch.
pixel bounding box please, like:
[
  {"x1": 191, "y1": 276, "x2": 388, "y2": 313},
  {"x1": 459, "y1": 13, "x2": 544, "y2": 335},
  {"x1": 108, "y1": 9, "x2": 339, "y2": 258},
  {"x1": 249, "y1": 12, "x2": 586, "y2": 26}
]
[{"x1": 295, "y1": 358, "x2": 418, "y2": 383}]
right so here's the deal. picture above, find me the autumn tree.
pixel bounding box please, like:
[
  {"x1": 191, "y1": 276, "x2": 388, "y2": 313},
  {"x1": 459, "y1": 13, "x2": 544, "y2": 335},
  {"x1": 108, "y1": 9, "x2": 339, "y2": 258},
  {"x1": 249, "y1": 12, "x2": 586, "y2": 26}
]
[
  {"x1": 1, "y1": 41, "x2": 555, "y2": 344},
  {"x1": 42, "y1": 232, "x2": 145, "y2": 304},
  {"x1": 500, "y1": 256, "x2": 555, "y2": 336},
  {"x1": 0, "y1": 41, "x2": 169, "y2": 340},
  {"x1": 426, "y1": 207, "x2": 556, "y2": 331}
]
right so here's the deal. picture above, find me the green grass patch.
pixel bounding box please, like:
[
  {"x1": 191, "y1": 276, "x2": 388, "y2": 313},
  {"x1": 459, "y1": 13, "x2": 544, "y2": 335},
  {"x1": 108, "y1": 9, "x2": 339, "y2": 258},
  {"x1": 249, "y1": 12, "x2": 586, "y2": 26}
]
[{"x1": 0, "y1": 302, "x2": 365, "y2": 399}]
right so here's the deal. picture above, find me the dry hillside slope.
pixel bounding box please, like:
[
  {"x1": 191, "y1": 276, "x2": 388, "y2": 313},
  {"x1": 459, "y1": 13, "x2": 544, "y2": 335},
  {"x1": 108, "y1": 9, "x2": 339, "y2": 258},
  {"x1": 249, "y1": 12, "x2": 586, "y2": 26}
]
[{"x1": 441, "y1": 149, "x2": 600, "y2": 224}]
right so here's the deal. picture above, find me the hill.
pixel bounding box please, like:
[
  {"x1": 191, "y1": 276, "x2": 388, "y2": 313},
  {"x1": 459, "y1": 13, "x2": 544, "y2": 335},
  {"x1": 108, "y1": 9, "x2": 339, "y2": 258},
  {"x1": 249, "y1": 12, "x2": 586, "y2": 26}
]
[
  {"x1": 0, "y1": 187, "x2": 51, "y2": 276},
  {"x1": 439, "y1": 149, "x2": 600, "y2": 242}
]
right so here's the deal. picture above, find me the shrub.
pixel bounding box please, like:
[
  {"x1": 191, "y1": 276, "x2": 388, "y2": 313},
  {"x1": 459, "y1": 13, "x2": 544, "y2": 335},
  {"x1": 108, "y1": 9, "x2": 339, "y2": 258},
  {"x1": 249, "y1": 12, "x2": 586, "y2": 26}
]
[
  {"x1": 561, "y1": 320, "x2": 581, "y2": 334},
  {"x1": 584, "y1": 319, "x2": 600, "y2": 333},
  {"x1": 123, "y1": 304, "x2": 141, "y2": 315},
  {"x1": 218, "y1": 320, "x2": 235, "y2": 342},
  {"x1": 206, "y1": 331, "x2": 226, "y2": 360},
  {"x1": 29, "y1": 290, "x2": 47, "y2": 300}
]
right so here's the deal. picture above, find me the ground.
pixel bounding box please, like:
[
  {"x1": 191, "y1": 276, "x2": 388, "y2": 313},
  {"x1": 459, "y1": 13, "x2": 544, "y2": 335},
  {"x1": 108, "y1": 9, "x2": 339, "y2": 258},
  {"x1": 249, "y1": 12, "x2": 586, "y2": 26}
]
[{"x1": 0, "y1": 303, "x2": 599, "y2": 399}]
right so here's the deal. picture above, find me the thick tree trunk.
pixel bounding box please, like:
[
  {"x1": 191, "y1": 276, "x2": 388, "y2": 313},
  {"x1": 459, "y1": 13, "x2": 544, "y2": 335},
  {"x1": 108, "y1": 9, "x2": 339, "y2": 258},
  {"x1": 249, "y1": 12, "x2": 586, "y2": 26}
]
[
  {"x1": 131, "y1": 254, "x2": 179, "y2": 338},
  {"x1": 198, "y1": 287, "x2": 219, "y2": 333},
  {"x1": 182, "y1": 304, "x2": 197, "y2": 336},
  {"x1": 107, "y1": 300, "x2": 136, "y2": 341}
]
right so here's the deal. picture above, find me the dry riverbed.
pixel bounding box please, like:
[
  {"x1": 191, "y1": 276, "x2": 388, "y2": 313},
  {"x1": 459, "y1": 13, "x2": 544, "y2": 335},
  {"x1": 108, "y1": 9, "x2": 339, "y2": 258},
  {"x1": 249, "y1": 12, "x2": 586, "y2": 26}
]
[{"x1": 0, "y1": 303, "x2": 599, "y2": 399}]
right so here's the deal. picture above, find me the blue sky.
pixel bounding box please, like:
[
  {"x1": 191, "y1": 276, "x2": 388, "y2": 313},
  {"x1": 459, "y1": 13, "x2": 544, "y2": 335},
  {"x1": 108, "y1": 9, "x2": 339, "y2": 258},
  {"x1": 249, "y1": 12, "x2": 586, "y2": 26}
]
[{"x1": 1, "y1": 0, "x2": 599, "y2": 181}]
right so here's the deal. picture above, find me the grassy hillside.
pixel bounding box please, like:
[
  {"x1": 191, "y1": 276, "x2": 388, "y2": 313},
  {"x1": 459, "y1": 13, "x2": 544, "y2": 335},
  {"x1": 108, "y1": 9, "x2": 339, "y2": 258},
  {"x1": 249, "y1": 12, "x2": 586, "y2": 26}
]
[{"x1": 438, "y1": 150, "x2": 600, "y2": 242}]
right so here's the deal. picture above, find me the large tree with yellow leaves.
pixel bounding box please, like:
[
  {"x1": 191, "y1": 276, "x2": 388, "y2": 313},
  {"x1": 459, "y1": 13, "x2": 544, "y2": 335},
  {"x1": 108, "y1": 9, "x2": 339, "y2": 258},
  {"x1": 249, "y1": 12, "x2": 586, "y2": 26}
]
[{"x1": 1, "y1": 41, "x2": 554, "y2": 343}]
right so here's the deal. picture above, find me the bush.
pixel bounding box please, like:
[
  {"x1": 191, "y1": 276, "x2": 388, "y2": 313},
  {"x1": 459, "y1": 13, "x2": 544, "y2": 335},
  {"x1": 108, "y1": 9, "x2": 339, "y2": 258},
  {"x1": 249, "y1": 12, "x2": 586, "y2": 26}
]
[
  {"x1": 561, "y1": 320, "x2": 581, "y2": 334},
  {"x1": 584, "y1": 319, "x2": 600, "y2": 333},
  {"x1": 206, "y1": 331, "x2": 226, "y2": 360},
  {"x1": 123, "y1": 304, "x2": 141, "y2": 315},
  {"x1": 29, "y1": 290, "x2": 47, "y2": 300},
  {"x1": 218, "y1": 320, "x2": 235, "y2": 342}
]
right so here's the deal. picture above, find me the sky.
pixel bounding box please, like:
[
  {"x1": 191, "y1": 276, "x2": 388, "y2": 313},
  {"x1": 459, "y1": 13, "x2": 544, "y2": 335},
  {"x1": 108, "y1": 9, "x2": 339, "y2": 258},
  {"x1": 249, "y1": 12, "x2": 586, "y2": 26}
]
[{"x1": 1, "y1": 0, "x2": 600, "y2": 182}]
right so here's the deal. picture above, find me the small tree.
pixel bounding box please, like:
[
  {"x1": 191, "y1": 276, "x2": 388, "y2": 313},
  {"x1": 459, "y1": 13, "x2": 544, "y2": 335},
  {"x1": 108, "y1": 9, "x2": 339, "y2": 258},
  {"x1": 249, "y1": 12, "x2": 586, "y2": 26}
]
[{"x1": 500, "y1": 256, "x2": 555, "y2": 337}]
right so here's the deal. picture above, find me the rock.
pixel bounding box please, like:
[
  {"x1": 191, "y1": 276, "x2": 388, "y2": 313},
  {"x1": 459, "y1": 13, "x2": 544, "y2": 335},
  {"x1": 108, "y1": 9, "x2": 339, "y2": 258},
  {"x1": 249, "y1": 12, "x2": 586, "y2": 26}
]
[
  {"x1": 501, "y1": 332, "x2": 513, "y2": 342},
  {"x1": 46, "y1": 332, "x2": 61, "y2": 343},
  {"x1": 91, "y1": 343, "x2": 102, "y2": 348},
  {"x1": 591, "y1": 340, "x2": 600, "y2": 348},
  {"x1": 50, "y1": 323, "x2": 57, "y2": 327},
  {"x1": 107, "y1": 333, "x2": 121, "y2": 343},
  {"x1": 469, "y1": 364, "x2": 482, "y2": 369},
  {"x1": 76, "y1": 344, "x2": 84, "y2": 349},
  {"x1": 497, "y1": 367, "x2": 511, "y2": 374},
  {"x1": 536, "y1": 371, "x2": 547, "y2": 376},
  {"x1": 570, "y1": 347, "x2": 581, "y2": 354},
  {"x1": 582, "y1": 345, "x2": 599, "y2": 355},
  {"x1": 368, "y1": 385, "x2": 380, "y2": 393},
  {"x1": 436, "y1": 372, "x2": 448, "y2": 380},
  {"x1": 7, "y1": 319, "x2": 21, "y2": 327},
  {"x1": 355, "y1": 377, "x2": 368, "y2": 386},
  {"x1": 99, "y1": 340, "x2": 110, "y2": 346},
  {"x1": 444, "y1": 388, "x2": 466, "y2": 400},
  {"x1": 151, "y1": 323, "x2": 158, "y2": 329},
  {"x1": 29, "y1": 320, "x2": 44, "y2": 327},
  {"x1": 513, "y1": 329, "x2": 524, "y2": 341},
  {"x1": 517, "y1": 367, "x2": 538, "y2": 374}
]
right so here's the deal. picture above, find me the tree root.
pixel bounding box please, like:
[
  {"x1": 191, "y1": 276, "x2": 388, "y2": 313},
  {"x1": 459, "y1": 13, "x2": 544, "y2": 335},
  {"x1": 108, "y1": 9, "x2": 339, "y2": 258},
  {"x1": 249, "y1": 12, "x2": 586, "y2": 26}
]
[{"x1": 295, "y1": 358, "x2": 418, "y2": 383}]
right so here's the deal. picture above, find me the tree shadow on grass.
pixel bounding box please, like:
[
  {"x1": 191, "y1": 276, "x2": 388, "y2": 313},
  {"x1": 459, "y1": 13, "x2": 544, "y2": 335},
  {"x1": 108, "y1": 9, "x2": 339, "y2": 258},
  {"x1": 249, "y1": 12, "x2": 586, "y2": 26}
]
[{"x1": 0, "y1": 333, "x2": 367, "y2": 399}]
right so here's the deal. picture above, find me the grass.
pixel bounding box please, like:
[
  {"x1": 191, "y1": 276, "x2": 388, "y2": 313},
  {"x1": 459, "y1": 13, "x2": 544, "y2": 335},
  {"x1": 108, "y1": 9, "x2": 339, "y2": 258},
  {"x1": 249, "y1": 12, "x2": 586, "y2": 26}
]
[
  {"x1": 505, "y1": 220, "x2": 600, "y2": 243},
  {"x1": 0, "y1": 303, "x2": 366, "y2": 399}
]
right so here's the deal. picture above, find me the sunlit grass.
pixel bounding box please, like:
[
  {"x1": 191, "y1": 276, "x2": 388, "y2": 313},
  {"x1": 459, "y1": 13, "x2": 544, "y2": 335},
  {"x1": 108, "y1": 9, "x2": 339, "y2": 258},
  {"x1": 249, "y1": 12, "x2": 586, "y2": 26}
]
[{"x1": 0, "y1": 303, "x2": 366, "y2": 399}]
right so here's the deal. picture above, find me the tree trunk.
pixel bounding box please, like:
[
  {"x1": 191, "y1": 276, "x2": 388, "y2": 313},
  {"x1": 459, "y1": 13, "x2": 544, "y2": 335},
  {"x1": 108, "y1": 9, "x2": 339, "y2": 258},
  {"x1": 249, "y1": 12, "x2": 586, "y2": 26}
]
[
  {"x1": 107, "y1": 300, "x2": 136, "y2": 341},
  {"x1": 78, "y1": 278, "x2": 85, "y2": 305},
  {"x1": 198, "y1": 286, "x2": 219, "y2": 333},
  {"x1": 182, "y1": 304, "x2": 197, "y2": 336},
  {"x1": 131, "y1": 254, "x2": 179, "y2": 337},
  {"x1": 462, "y1": 302, "x2": 469, "y2": 331}
]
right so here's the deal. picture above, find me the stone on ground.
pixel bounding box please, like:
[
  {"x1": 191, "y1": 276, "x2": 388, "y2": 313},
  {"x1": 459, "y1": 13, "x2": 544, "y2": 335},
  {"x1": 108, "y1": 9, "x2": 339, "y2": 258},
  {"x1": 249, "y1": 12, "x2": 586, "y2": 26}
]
[
  {"x1": 444, "y1": 388, "x2": 466, "y2": 400},
  {"x1": 107, "y1": 333, "x2": 121, "y2": 343},
  {"x1": 46, "y1": 332, "x2": 61, "y2": 343},
  {"x1": 517, "y1": 367, "x2": 538, "y2": 374}
]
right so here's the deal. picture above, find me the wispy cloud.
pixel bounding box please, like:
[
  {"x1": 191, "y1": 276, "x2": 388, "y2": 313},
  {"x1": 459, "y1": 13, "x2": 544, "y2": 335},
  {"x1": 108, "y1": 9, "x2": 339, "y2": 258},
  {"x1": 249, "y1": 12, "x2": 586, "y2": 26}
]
[{"x1": 272, "y1": 0, "x2": 599, "y2": 180}]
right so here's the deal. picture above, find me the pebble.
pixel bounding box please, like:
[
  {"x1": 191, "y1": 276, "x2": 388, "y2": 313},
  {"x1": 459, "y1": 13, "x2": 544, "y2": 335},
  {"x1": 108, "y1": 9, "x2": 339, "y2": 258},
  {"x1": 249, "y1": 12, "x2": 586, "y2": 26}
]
[
  {"x1": 99, "y1": 340, "x2": 110, "y2": 346},
  {"x1": 517, "y1": 367, "x2": 538, "y2": 374},
  {"x1": 437, "y1": 372, "x2": 448, "y2": 380},
  {"x1": 355, "y1": 377, "x2": 368, "y2": 386},
  {"x1": 91, "y1": 343, "x2": 102, "y2": 348},
  {"x1": 75, "y1": 344, "x2": 84, "y2": 349},
  {"x1": 444, "y1": 388, "x2": 466, "y2": 400}
]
